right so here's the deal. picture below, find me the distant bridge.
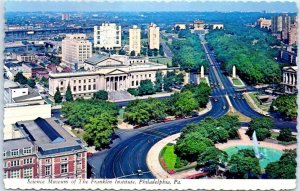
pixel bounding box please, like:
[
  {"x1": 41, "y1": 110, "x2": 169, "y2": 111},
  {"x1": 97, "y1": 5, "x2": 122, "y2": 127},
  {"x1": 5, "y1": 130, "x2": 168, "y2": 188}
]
[{"x1": 5, "y1": 27, "x2": 94, "y2": 41}]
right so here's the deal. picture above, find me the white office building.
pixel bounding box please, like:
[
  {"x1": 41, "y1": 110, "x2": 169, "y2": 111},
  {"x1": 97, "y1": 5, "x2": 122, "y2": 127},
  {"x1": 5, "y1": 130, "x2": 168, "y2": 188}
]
[
  {"x1": 129, "y1": 25, "x2": 141, "y2": 56},
  {"x1": 94, "y1": 23, "x2": 122, "y2": 50},
  {"x1": 148, "y1": 23, "x2": 160, "y2": 50},
  {"x1": 61, "y1": 34, "x2": 92, "y2": 69}
]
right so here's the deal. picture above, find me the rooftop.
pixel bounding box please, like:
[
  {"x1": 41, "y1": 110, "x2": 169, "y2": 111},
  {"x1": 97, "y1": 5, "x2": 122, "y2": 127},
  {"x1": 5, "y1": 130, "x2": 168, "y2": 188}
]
[{"x1": 17, "y1": 118, "x2": 86, "y2": 156}]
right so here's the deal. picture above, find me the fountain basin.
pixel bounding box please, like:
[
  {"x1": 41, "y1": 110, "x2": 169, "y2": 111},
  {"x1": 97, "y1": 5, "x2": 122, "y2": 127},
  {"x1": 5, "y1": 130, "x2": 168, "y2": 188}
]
[{"x1": 224, "y1": 145, "x2": 283, "y2": 169}]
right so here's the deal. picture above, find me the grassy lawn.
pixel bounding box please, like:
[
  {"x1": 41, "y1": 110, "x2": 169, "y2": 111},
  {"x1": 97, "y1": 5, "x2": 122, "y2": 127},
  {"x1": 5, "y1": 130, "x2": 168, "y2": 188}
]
[
  {"x1": 149, "y1": 57, "x2": 172, "y2": 66},
  {"x1": 232, "y1": 78, "x2": 243, "y2": 86},
  {"x1": 200, "y1": 78, "x2": 207, "y2": 84},
  {"x1": 71, "y1": 129, "x2": 84, "y2": 139},
  {"x1": 243, "y1": 94, "x2": 256, "y2": 110},
  {"x1": 271, "y1": 132, "x2": 279, "y2": 139},
  {"x1": 161, "y1": 144, "x2": 177, "y2": 170},
  {"x1": 227, "y1": 111, "x2": 251, "y2": 122},
  {"x1": 248, "y1": 92, "x2": 270, "y2": 112}
]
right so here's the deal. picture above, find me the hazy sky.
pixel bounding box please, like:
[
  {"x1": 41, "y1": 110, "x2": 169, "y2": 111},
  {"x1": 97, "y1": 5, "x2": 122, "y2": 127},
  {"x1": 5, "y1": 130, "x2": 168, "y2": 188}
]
[{"x1": 5, "y1": 1, "x2": 298, "y2": 13}]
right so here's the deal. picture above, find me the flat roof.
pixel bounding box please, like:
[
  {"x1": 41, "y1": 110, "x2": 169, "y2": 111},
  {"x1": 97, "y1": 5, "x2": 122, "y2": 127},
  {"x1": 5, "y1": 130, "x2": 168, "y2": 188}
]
[
  {"x1": 17, "y1": 118, "x2": 86, "y2": 156},
  {"x1": 4, "y1": 137, "x2": 34, "y2": 151}
]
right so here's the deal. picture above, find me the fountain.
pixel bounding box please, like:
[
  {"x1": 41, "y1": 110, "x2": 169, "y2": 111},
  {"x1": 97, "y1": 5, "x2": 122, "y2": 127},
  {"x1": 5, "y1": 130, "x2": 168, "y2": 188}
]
[{"x1": 252, "y1": 131, "x2": 261, "y2": 159}]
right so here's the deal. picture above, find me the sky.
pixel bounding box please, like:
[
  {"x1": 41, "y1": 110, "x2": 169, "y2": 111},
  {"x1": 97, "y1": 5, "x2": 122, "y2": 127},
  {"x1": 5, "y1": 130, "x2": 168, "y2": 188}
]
[{"x1": 5, "y1": 1, "x2": 298, "y2": 13}]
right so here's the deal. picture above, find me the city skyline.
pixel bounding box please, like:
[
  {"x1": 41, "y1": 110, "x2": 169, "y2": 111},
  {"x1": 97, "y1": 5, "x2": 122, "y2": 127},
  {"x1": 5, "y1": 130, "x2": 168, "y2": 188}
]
[{"x1": 5, "y1": 1, "x2": 297, "y2": 13}]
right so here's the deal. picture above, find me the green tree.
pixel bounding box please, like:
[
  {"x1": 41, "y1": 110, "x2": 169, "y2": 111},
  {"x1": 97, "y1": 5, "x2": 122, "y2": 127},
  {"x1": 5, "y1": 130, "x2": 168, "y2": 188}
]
[
  {"x1": 174, "y1": 91, "x2": 199, "y2": 117},
  {"x1": 54, "y1": 87, "x2": 63, "y2": 103},
  {"x1": 14, "y1": 72, "x2": 28, "y2": 85},
  {"x1": 138, "y1": 79, "x2": 155, "y2": 95},
  {"x1": 119, "y1": 49, "x2": 126, "y2": 55},
  {"x1": 197, "y1": 147, "x2": 228, "y2": 175},
  {"x1": 27, "y1": 79, "x2": 36, "y2": 88},
  {"x1": 147, "y1": 49, "x2": 153, "y2": 57},
  {"x1": 193, "y1": 82, "x2": 211, "y2": 107},
  {"x1": 127, "y1": 88, "x2": 139, "y2": 96},
  {"x1": 272, "y1": 95, "x2": 297, "y2": 119},
  {"x1": 277, "y1": 127, "x2": 294, "y2": 142},
  {"x1": 83, "y1": 113, "x2": 117, "y2": 150},
  {"x1": 155, "y1": 71, "x2": 164, "y2": 92},
  {"x1": 265, "y1": 150, "x2": 296, "y2": 179},
  {"x1": 65, "y1": 84, "x2": 73, "y2": 102},
  {"x1": 124, "y1": 99, "x2": 151, "y2": 125},
  {"x1": 246, "y1": 117, "x2": 273, "y2": 141},
  {"x1": 227, "y1": 149, "x2": 261, "y2": 178},
  {"x1": 175, "y1": 132, "x2": 214, "y2": 162},
  {"x1": 159, "y1": 44, "x2": 164, "y2": 56},
  {"x1": 94, "y1": 90, "x2": 108, "y2": 100}
]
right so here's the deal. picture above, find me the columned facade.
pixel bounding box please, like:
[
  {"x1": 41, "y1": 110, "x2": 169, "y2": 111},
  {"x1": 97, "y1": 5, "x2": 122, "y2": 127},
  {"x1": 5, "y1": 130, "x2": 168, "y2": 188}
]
[
  {"x1": 282, "y1": 66, "x2": 297, "y2": 94},
  {"x1": 106, "y1": 75, "x2": 128, "y2": 91}
]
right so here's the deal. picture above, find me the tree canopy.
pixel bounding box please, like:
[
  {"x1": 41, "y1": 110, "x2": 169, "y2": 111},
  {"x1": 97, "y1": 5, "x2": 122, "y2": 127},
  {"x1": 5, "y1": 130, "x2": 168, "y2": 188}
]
[
  {"x1": 54, "y1": 87, "x2": 63, "y2": 103},
  {"x1": 265, "y1": 150, "x2": 296, "y2": 179},
  {"x1": 94, "y1": 90, "x2": 108, "y2": 100},
  {"x1": 65, "y1": 84, "x2": 73, "y2": 102},
  {"x1": 272, "y1": 95, "x2": 297, "y2": 119},
  {"x1": 246, "y1": 117, "x2": 273, "y2": 141},
  {"x1": 138, "y1": 79, "x2": 155, "y2": 95},
  {"x1": 206, "y1": 25, "x2": 280, "y2": 85}
]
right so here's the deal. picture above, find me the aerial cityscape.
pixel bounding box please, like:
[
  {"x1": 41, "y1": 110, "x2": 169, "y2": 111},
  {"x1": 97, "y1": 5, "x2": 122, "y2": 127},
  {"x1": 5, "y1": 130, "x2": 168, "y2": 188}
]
[{"x1": 3, "y1": 1, "x2": 298, "y2": 182}]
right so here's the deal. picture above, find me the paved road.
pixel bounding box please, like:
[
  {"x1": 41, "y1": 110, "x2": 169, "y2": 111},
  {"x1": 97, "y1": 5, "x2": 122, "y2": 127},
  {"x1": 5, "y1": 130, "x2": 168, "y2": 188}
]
[
  {"x1": 95, "y1": 65, "x2": 229, "y2": 179},
  {"x1": 87, "y1": 37, "x2": 296, "y2": 179},
  {"x1": 161, "y1": 42, "x2": 173, "y2": 57}
]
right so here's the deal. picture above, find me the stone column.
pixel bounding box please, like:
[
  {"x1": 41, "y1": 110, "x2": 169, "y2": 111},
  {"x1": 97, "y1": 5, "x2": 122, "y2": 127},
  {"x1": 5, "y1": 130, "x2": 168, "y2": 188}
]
[
  {"x1": 293, "y1": 74, "x2": 296, "y2": 85},
  {"x1": 184, "y1": 72, "x2": 189, "y2": 85}
]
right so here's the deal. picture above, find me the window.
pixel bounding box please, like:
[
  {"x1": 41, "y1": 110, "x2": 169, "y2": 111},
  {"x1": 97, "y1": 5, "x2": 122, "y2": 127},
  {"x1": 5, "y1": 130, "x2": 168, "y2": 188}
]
[
  {"x1": 136, "y1": 81, "x2": 138, "y2": 86},
  {"x1": 61, "y1": 157, "x2": 68, "y2": 163},
  {"x1": 45, "y1": 159, "x2": 51, "y2": 164},
  {"x1": 60, "y1": 81, "x2": 63, "y2": 85},
  {"x1": 3, "y1": 152, "x2": 6, "y2": 157},
  {"x1": 11, "y1": 149, "x2": 19, "y2": 157},
  {"x1": 93, "y1": 84, "x2": 96, "y2": 90},
  {"x1": 45, "y1": 166, "x2": 51, "y2": 176},
  {"x1": 83, "y1": 85, "x2": 86, "y2": 91},
  {"x1": 84, "y1": 80, "x2": 86, "y2": 83},
  {"x1": 88, "y1": 85, "x2": 91, "y2": 90},
  {"x1": 23, "y1": 148, "x2": 32, "y2": 155},
  {"x1": 24, "y1": 158, "x2": 33, "y2": 165},
  {"x1": 60, "y1": 164, "x2": 68, "y2": 174},
  {"x1": 76, "y1": 153, "x2": 81, "y2": 158},
  {"x1": 23, "y1": 168, "x2": 33, "y2": 178},
  {"x1": 89, "y1": 79, "x2": 91, "y2": 83},
  {"x1": 74, "y1": 80, "x2": 76, "y2": 83},
  {"x1": 10, "y1": 170, "x2": 20, "y2": 178},
  {"x1": 149, "y1": 74, "x2": 151, "y2": 77},
  {"x1": 79, "y1": 86, "x2": 81, "y2": 91},
  {"x1": 93, "y1": 79, "x2": 96, "y2": 82},
  {"x1": 4, "y1": 162, "x2": 7, "y2": 168},
  {"x1": 11, "y1": 160, "x2": 20, "y2": 167},
  {"x1": 73, "y1": 86, "x2": 76, "y2": 92}
]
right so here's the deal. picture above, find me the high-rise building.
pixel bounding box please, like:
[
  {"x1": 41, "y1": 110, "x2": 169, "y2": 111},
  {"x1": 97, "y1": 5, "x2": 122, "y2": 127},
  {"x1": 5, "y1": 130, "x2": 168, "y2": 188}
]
[
  {"x1": 93, "y1": 23, "x2": 122, "y2": 50},
  {"x1": 61, "y1": 13, "x2": 70, "y2": 21},
  {"x1": 129, "y1": 25, "x2": 141, "y2": 56},
  {"x1": 272, "y1": 14, "x2": 291, "y2": 40},
  {"x1": 62, "y1": 34, "x2": 92, "y2": 69},
  {"x1": 288, "y1": 16, "x2": 298, "y2": 45},
  {"x1": 148, "y1": 23, "x2": 160, "y2": 50}
]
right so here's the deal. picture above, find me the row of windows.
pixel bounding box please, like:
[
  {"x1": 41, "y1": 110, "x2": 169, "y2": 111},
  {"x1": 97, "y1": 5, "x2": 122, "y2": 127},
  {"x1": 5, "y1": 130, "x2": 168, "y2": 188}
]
[
  {"x1": 4, "y1": 147, "x2": 32, "y2": 157},
  {"x1": 60, "y1": 79, "x2": 96, "y2": 86},
  {"x1": 7, "y1": 168, "x2": 33, "y2": 178},
  {"x1": 7, "y1": 158, "x2": 33, "y2": 167},
  {"x1": 73, "y1": 84, "x2": 96, "y2": 92},
  {"x1": 132, "y1": 74, "x2": 152, "y2": 79}
]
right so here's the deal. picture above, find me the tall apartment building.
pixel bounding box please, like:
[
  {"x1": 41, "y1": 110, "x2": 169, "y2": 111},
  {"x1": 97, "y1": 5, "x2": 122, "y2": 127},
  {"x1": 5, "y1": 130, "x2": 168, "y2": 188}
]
[
  {"x1": 288, "y1": 16, "x2": 298, "y2": 45},
  {"x1": 94, "y1": 23, "x2": 122, "y2": 50},
  {"x1": 61, "y1": 13, "x2": 70, "y2": 21},
  {"x1": 62, "y1": 34, "x2": 92, "y2": 69},
  {"x1": 129, "y1": 25, "x2": 141, "y2": 56},
  {"x1": 148, "y1": 23, "x2": 160, "y2": 50},
  {"x1": 272, "y1": 14, "x2": 291, "y2": 40}
]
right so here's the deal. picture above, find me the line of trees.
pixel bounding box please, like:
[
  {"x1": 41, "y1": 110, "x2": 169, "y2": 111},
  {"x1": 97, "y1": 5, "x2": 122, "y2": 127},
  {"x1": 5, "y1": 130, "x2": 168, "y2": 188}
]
[
  {"x1": 124, "y1": 83, "x2": 211, "y2": 125},
  {"x1": 171, "y1": 30, "x2": 209, "y2": 72},
  {"x1": 271, "y1": 95, "x2": 297, "y2": 119},
  {"x1": 205, "y1": 25, "x2": 281, "y2": 85}
]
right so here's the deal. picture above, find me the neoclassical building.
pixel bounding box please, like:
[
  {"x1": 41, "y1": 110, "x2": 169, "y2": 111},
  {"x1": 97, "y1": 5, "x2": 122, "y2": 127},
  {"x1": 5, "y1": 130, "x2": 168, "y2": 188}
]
[
  {"x1": 282, "y1": 66, "x2": 297, "y2": 94},
  {"x1": 49, "y1": 55, "x2": 175, "y2": 99}
]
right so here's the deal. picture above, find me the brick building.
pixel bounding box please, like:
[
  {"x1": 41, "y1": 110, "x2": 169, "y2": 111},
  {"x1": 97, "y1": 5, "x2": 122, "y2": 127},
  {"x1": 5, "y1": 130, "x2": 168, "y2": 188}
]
[{"x1": 4, "y1": 117, "x2": 87, "y2": 179}]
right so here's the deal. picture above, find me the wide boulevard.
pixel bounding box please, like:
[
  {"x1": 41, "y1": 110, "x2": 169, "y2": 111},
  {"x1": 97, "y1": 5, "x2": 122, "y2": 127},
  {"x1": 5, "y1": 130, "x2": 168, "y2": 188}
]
[{"x1": 88, "y1": 38, "x2": 296, "y2": 179}]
